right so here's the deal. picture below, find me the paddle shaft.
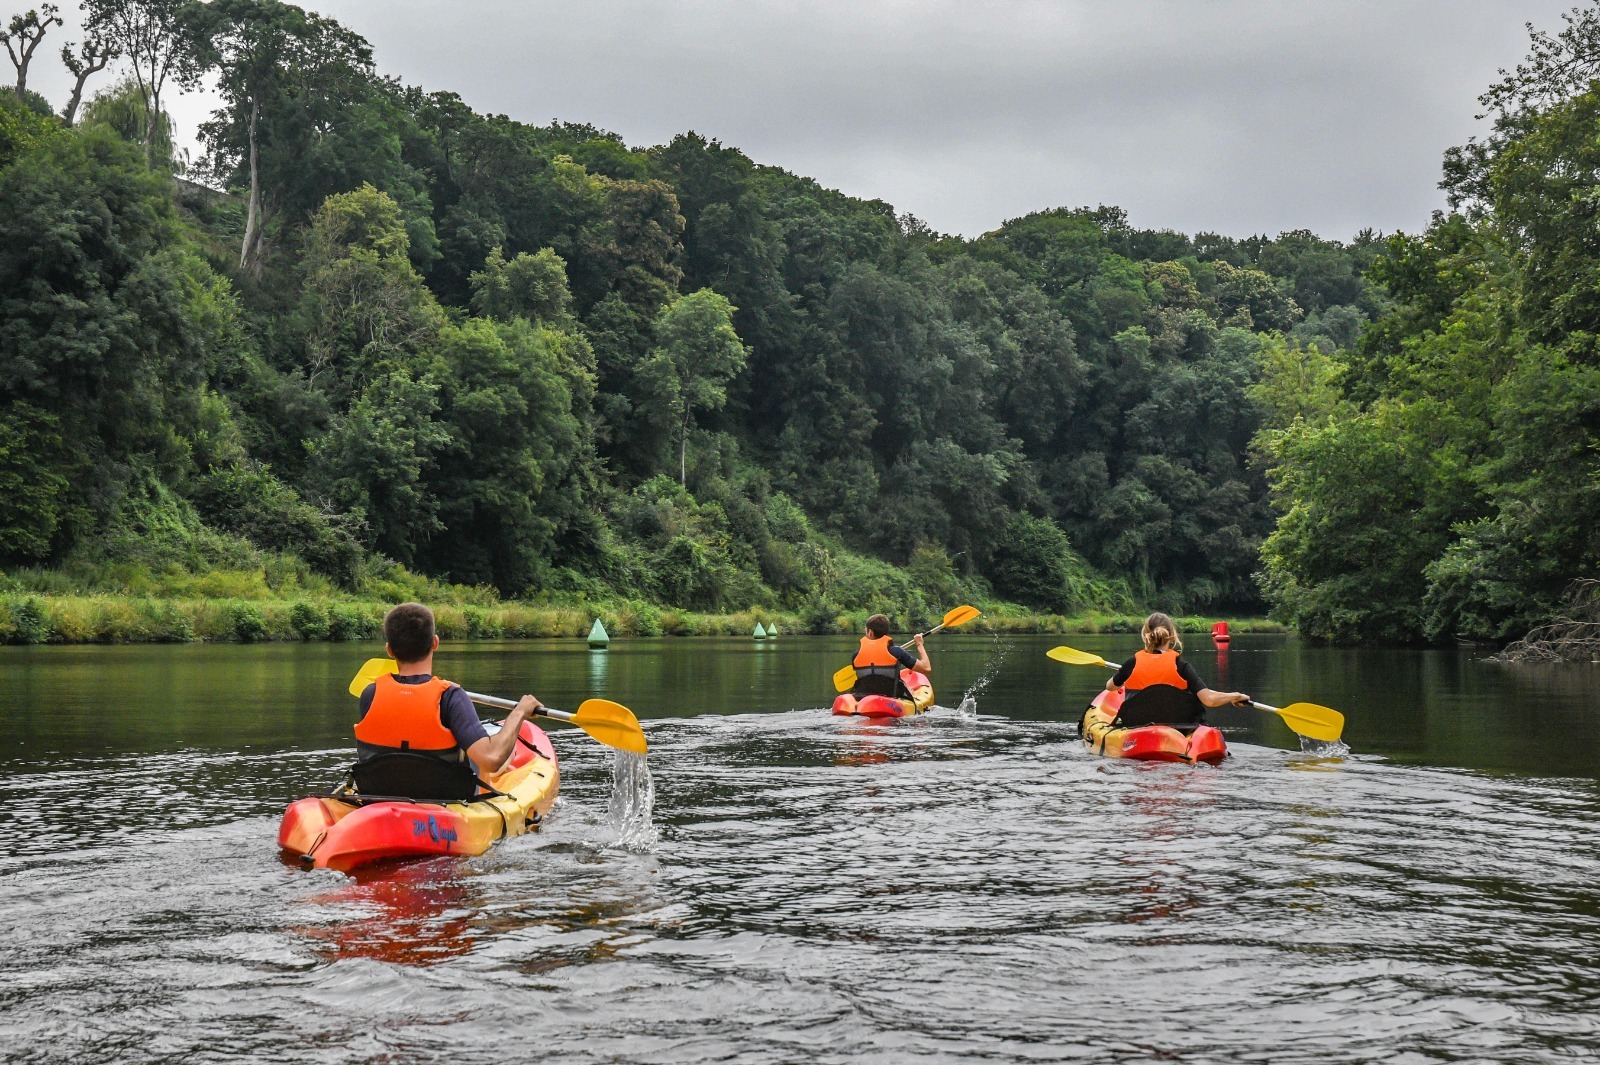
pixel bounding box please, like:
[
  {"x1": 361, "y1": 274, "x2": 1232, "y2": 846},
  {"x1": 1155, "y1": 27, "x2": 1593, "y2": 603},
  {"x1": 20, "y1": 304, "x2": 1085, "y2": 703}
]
[{"x1": 464, "y1": 689, "x2": 577, "y2": 726}]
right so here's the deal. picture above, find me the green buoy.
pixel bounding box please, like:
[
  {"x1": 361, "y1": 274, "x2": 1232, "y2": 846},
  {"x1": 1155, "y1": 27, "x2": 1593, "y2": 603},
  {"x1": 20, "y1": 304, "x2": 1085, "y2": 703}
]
[
  {"x1": 587, "y1": 618, "x2": 610, "y2": 649},
  {"x1": 753, "y1": 622, "x2": 767, "y2": 640},
  {"x1": 766, "y1": 622, "x2": 778, "y2": 639}
]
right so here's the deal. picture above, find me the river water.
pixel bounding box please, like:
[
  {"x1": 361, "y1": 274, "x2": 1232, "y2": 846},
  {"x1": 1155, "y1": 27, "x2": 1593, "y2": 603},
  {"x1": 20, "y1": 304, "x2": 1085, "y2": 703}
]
[{"x1": 2, "y1": 634, "x2": 1599, "y2": 1063}]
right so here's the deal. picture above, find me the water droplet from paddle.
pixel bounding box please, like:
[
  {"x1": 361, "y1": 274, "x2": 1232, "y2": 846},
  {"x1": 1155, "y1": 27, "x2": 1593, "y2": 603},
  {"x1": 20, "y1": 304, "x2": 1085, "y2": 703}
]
[
  {"x1": 1298, "y1": 735, "x2": 1350, "y2": 758},
  {"x1": 607, "y1": 749, "x2": 658, "y2": 852},
  {"x1": 960, "y1": 633, "x2": 1012, "y2": 709}
]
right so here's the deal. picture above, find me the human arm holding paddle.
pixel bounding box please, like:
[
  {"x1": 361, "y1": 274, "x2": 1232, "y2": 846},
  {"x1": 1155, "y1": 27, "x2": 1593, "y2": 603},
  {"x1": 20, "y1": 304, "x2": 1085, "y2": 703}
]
[
  {"x1": 902, "y1": 632, "x2": 931, "y2": 674},
  {"x1": 468, "y1": 695, "x2": 543, "y2": 772}
]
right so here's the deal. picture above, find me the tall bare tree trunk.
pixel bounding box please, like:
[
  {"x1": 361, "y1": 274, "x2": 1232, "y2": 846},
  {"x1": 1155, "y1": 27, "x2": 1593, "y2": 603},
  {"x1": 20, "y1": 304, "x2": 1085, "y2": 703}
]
[
  {"x1": 240, "y1": 97, "x2": 261, "y2": 273},
  {"x1": 61, "y1": 41, "x2": 113, "y2": 126}
]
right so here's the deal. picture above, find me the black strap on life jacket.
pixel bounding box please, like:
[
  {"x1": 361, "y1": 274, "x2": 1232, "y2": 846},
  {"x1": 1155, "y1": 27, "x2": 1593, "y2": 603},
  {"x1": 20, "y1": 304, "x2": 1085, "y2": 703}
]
[{"x1": 1114, "y1": 684, "x2": 1207, "y2": 730}]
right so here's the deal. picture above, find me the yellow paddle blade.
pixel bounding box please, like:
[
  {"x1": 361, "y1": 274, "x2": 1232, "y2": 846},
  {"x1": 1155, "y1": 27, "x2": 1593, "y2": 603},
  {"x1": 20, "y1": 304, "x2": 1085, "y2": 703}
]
[
  {"x1": 832, "y1": 663, "x2": 857, "y2": 693},
  {"x1": 573, "y1": 698, "x2": 648, "y2": 754},
  {"x1": 1256, "y1": 701, "x2": 1345, "y2": 743},
  {"x1": 348, "y1": 657, "x2": 397, "y2": 697},
  {"x1": 1046, "y1": 645, "x2": 1111, "y2": 668},
  {"x1": 941, "y1": 605, "x2": 980, "y2": 629}
]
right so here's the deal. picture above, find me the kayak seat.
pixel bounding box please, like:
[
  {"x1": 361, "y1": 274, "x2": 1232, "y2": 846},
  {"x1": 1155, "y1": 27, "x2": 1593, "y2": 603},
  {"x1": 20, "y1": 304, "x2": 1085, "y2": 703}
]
[
  {"x1": 1115, "y1": 684, "x2": 1207, "y2": 730},
  {"x1": 851, "y1": 672, "x2": 908, "y2": 699},
  {"x1": 350, "y1": 752, "x2": 484, "y2": 803}
]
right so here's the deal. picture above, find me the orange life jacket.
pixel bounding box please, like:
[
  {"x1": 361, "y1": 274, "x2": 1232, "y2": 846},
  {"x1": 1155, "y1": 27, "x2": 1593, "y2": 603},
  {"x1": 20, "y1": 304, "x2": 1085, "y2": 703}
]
[
  {"x1": 1124, "y1": 649, "x2": 1187, "y2": 692},
  {"x1": 853, "y1": 635, "x2": 901, "y2": 672},
  {"x1": 354, "y1": 673, "x2": 461, "y2": 758},
  {"x1": 852, "y1": 634, "x2": 908, "y2": 697}
]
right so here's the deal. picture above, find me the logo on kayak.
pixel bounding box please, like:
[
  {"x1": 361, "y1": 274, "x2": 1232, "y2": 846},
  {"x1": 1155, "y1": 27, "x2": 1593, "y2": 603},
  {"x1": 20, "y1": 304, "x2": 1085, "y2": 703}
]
[{"x1": 412, "y1": 815, "x2": 457, "y2": 844}]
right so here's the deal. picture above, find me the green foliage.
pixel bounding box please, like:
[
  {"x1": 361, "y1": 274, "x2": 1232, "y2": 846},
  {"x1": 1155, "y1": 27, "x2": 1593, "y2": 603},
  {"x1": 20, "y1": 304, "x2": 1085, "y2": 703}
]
[
  {"x1": 0, "y1": 1, "x2": 1406, "y2": 638},
  {"x1": 641, "y1": 287, "x2": 748, "y2": 483},
  {"x1": 0, "y1": 90, "x2": 60, "y2": 168},
  {"x1": 469, "y1": 246, "x2": 573, "y2": 324},
  {"x1": 80, "y1": 75, "x2": 177, "y2": 169},
  {"x1": 1253, "y1": 30, "x2": 1600, "y2": 642},
  {"x1": 288, "y1": 600, "x2": 329, "y2": 640},
  {"x1": 990, "y1": 514, "x2": 1078, "y2": 612}
]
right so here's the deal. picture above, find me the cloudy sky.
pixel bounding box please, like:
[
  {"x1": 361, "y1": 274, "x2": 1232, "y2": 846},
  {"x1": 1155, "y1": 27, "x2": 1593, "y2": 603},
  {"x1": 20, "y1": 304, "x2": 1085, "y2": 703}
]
[{"x1": 24, "y1": 0, "x2": 1579, "y2": 241}]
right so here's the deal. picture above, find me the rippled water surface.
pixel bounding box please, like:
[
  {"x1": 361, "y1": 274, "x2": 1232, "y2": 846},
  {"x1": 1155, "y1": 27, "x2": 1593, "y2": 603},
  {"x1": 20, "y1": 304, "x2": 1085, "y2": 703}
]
[{"x1": 3, "y1": 634, "x2": 1600, "y2": 1063}]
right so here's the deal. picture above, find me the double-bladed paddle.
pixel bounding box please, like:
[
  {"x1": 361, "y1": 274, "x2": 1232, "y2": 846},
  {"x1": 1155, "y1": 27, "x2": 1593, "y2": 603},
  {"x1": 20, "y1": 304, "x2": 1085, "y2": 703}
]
[
  {"x1": 831, "y1": 605, "x2": 982, "y2": 694},
  {"x1": 348, "y1": 657, "x2": 648, "y2": 754},
  {"x1": 1044, "y1": 643, "x2": 1345, "y2": 743}
]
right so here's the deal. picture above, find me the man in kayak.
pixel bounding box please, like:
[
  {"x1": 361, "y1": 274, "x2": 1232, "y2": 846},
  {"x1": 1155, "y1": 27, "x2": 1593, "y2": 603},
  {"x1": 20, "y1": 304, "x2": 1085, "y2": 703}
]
[
  {"x1": 354, "y1": 603, "x2": 543, "y2": 793},
  {"x1": 1106, "y1": 612, "x2": 1249, "y2": 722},
  {"x1": 851, "y1": 613, "x2": 931, "y2": 698}
]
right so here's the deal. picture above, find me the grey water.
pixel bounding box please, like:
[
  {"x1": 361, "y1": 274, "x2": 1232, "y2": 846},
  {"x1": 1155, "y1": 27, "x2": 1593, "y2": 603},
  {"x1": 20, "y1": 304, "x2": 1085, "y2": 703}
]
[{"x1": 2, "y1": 634, "x2": 1599, "y2": 1063}]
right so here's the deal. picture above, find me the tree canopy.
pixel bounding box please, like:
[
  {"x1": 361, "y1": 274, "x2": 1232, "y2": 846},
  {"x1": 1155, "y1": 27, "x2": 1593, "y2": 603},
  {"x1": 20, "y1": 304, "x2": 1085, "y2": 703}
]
[{"x1": 15, "y1": 0, "x2": 1574, "y2": 642}]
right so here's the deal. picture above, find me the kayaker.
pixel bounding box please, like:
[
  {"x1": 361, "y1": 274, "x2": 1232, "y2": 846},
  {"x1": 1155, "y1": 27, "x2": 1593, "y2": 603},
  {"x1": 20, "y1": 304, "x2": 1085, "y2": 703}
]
[
  {"x1": 851, "y1": 614, "x2": 931, "y2": 698},
  {"x1": 355, "y1": 602, "x2": 543, "y2": 784},
  {"x1": 1107, "y1": 612, "x2": 1250, "y2": 709}
]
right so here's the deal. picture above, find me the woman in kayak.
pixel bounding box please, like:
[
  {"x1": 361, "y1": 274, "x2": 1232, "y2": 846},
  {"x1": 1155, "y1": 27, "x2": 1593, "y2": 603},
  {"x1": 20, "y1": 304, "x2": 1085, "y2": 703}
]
[
  {"x1": 1106, "y1": 612, "x2": 1250, "y2": 710},
  {"x1": 851, "y1": 613, "x2": 931, "y2": 697}
]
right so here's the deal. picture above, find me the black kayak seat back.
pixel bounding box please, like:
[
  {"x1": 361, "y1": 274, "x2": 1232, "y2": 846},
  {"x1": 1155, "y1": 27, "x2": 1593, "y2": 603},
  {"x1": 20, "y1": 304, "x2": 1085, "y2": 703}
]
[
  {"x1": 1115, "y1": 684, "x2": 1206, "y2": 729},
  {"x1": 351, "y1": 752, "x2": 479, "y2": 802},
  {"x1": 852, "y1": 672, "x2": 908, "y2": 699}
]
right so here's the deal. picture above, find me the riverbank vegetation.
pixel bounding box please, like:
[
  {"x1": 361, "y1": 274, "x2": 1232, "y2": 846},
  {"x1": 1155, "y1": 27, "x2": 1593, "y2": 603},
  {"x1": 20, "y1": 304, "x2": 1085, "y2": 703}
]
[
  {"x1": 0, "y1": 2, "x2": 1591, "y2": 647},
  {"x1": 0, "y1": 589, "x2": 1284, "y2": 646}
]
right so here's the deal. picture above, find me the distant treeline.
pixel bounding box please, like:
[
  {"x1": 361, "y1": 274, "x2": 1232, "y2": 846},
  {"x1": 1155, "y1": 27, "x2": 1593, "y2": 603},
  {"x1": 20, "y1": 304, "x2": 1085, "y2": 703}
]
[{"x1": 2, "y1": 0, "x2": 1587, "y2": 643}]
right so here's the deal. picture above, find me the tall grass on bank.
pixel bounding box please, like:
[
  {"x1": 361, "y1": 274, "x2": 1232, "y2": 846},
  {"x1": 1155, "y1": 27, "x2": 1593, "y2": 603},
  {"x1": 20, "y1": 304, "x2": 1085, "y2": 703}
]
[{"x1": 0, "y1": 593, "x2": 1283, "y2": 645}]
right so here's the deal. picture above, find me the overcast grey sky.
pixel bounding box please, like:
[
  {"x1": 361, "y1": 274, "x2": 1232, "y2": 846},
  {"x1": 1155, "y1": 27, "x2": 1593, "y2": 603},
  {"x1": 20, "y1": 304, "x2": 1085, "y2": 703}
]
[{"x1": 22, "y1": 0, "x2": 1580, "y2": 241}]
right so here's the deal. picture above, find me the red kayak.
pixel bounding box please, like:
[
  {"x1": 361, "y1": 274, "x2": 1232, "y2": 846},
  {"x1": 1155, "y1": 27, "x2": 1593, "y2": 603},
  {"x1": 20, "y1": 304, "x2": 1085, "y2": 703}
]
[{"x1": 1080, "y1": 687, "x2": 1227, "y2": 764}]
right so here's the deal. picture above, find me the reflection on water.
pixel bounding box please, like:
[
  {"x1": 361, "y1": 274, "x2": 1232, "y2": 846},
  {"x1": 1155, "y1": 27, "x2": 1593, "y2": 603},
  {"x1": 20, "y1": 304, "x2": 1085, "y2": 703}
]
[
  {"x1": 2, "y1": 636, "x2": 1600, "y2": 1062},
  {"x1": 298, "y1": 860, "x2": 483, "y2": 966}
]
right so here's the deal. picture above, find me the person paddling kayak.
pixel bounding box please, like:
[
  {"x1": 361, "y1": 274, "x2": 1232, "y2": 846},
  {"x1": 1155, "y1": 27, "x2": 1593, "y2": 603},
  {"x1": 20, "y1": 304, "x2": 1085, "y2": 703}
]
[
  {"x1": 1105, "y1": 612, "x2": 1249, "y2": 726},
  {"x1": 850, "y1": 613, "x2": 932, "y2": 698},
  {"x1": 354, "y1": 602, "x2": 543, "y2": 798}
]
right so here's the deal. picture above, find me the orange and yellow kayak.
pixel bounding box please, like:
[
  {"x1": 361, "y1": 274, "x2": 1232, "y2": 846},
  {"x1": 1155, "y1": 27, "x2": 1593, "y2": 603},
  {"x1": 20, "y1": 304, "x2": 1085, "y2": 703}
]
[
  {"x1": 1080, "y1": 688, "x2": 1227, "y2": 764},
  {"x1": 831, "y1": 670, "x2": 934, "y2": 718},
  {"x1": 278, "y1": 720, "x2": 560, "y2": 872}
]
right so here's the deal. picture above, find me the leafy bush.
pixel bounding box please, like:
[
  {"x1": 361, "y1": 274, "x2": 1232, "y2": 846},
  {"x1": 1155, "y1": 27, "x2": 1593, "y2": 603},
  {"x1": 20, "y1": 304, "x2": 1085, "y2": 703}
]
[
  {"x1": 231, "y1": 603, "x2": 267, "y2": 642},
  {"x1": 289, "y1": 601, "x2": 331, "y2": 641},
  {"x1": 463, "y1": 607, "x2": 504, "y2": 638},
  {"x1": 328, "y1": 604, "x2": 378, "y2": 641}
]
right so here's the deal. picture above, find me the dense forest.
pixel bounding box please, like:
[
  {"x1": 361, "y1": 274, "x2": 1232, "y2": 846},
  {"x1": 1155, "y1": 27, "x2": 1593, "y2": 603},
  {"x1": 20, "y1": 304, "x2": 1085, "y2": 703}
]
[{"x1": 0, "y1": 0, "x2": 1592, "y2": 643}]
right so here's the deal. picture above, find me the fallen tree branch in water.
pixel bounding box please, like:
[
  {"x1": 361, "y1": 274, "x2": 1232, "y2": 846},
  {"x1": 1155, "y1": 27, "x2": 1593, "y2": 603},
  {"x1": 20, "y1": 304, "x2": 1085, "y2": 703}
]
[{"x1": 1491, "y1": 579, "x2": 1600, "y2": 663}]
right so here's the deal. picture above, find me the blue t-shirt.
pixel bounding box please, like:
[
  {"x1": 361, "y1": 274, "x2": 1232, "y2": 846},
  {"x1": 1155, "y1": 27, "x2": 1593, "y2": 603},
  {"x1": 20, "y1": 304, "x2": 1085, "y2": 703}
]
[
  {"x1": 358, "y1": 673, "x2": 488, "y2": 751},
  {"x1": 888, "y1": 643, "x2": 919, "y2": 671}
]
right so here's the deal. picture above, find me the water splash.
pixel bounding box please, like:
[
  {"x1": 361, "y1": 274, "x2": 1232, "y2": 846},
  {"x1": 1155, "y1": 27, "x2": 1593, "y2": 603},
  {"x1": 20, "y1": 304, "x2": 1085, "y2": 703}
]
[
  {"x1": 960, "y1": 633, "x2": 1013, "y2": 709},
  {"x1": 1298, "y1": 734, "x2": 1351, "y2": 758},
  {"x1": 606, "y1": 749, "x2": 659, "y2": 852}
]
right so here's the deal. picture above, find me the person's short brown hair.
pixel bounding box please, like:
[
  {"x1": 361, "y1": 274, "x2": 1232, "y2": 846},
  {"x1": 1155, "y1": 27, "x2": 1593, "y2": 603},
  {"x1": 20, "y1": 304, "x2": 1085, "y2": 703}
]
[
  {"x1": 385, "y1": 602, "x2": 436, "y2": 662},
  {"x1": 866, "y1": 613, "x2": 890, "y2": 638}
]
